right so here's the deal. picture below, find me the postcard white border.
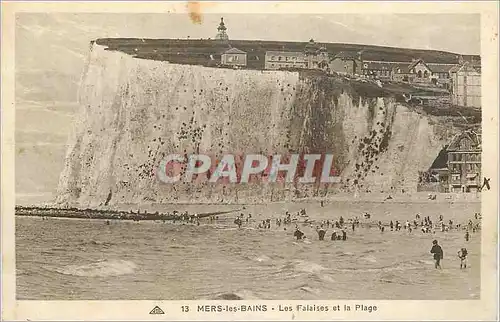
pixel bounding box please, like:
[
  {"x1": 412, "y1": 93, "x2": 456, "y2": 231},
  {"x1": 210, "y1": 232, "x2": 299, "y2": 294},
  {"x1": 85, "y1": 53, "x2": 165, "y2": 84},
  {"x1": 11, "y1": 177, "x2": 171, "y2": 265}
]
[{"x1": 2, "y1": 1, "x2": 498, "y2": 321}]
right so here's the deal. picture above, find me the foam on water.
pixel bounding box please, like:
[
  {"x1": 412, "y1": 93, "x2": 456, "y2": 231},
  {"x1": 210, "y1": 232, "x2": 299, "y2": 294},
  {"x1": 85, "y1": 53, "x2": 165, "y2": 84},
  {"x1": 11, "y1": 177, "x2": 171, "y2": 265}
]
[
  {"x1": 50, "y1": 259, "x2": 137, "y2": 277},
  {"x1": 287, "y1": 260, "x2": 326, "y2": 274},
  {"x1": 250, "y1": 254, "x2": 272, "y2": 263},
  {"x1": 362, "y1": 255, "x2": 378, "y2": 263},
  {"x1": 297, "y1": 284, "x2": 321, "y2": 295},
  {"x1": 212, "y1": 290, "x2": 260, "y2": 300}
]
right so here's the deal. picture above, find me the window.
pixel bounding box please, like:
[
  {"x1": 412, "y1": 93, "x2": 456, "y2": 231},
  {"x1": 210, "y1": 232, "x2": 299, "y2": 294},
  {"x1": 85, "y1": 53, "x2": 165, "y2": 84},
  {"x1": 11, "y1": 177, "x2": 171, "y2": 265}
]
[
  {"x1": 278, "y1": 56, "x2": 282, "y2": 61},
  {"x1": 417, "y1": 70, "x2": 422, "y2": 78},
  {"x1": 424, "y1": 70, "x2": 429, "y2": 77},
  {"x1": 363, "y1": 63, "x2": 368, "y2": 68},
  {"x1": 271, "y1": 56, "x2": 276, "y2": 60}
]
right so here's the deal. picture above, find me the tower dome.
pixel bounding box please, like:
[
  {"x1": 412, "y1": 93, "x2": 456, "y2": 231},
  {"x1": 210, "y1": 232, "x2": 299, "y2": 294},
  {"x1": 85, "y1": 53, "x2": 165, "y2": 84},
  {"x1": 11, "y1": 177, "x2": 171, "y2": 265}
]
[{"x1": 215, "y1": 17, "x2": 229, "y2": 41}]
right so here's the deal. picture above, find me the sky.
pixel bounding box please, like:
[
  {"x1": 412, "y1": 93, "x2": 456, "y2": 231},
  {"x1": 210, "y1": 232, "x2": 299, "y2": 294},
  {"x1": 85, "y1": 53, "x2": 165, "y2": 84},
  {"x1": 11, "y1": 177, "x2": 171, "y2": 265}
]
[{"x1": 14, "y1": 13, "x2": 481, "y2": 204}]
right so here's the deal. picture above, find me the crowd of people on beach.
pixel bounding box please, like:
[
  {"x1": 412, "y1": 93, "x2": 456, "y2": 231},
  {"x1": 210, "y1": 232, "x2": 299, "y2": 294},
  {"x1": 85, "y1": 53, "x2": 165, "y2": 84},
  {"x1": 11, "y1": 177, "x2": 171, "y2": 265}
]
[
  {"x1": 29, "y1": 202, "x2": 480, "y2": 270},
  {"x1": 228, "y1": 207, "x2": 481, "y2": 270}
]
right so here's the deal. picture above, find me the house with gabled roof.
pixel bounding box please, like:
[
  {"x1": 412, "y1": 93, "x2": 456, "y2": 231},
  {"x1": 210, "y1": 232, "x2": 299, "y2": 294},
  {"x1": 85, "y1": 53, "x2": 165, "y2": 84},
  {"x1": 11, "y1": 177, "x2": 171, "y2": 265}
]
[
  {"x1": 406, "y1": 59, "x2": 434, "y2": 83},
  {"x1": 422, "y1": 129, "x2": 482, "y2": 193},
  {"x1": 446, "y1": 129, "x2": 482, "y2": 192},
  {"x1": 391, "y1": 62, "x2": 415, "y2": 83},
  {"x1": 221, "y1": 47, "x2": 247, "y2": 66},
  {"x1": 328, "y1": 51, "x2": 362, "y2": 75}
]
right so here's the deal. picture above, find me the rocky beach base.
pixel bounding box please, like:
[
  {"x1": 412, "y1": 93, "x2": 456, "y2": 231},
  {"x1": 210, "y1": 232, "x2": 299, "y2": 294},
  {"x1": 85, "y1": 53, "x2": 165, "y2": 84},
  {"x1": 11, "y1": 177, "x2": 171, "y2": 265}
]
[{"x1": 15, "y1": 206, "x2": 239, "y2": 221}]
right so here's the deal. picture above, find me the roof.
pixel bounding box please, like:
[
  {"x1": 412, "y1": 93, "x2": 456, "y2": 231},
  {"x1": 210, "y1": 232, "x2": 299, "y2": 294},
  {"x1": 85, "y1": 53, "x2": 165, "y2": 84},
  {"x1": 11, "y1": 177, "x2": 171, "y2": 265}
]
[
  {"x1": 391, "y1": 62, "x2": 412, "y2": 73},
  {"x1": 265, "y1": 51, "x2": 305, "y2": 57},
  {"x1": 449, "y1": 65, "x2": 461, "y2": 73},
  {"x1": 427, "y1": 63, "x2": 456, "y2": 73},
  {"x1": 447, "y1": 129, "x2": 482, "y2": 151},
  {"x1": 361, "y1": 61, "x2": 393, "y2": 70},
  {"x1": 455, "y1": 61, "x2": 481, "y2": 74},
  {"x1": 408, "y1": 59, "x2": 429, "y2": 71},
  {"x1": 332, "y1": 51, "x2": 359, "y2": 60},
  {"x1": 223, "y1": 47, "x2": 246, "y2": 54}
]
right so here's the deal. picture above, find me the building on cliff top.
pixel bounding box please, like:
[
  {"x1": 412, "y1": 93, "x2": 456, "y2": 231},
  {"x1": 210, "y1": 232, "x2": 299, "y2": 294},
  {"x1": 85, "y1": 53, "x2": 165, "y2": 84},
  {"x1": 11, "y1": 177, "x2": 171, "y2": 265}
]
[
  {"x1": 264, "y1": 50, "x2": 307, "y2": 70},
  {"x1": 221, "y1": 47, "x2": 247, "y2": 67},
  {"x1": 328, "y1": 51, "x2": 362, "y2": 76},
  {"x1": 264, "y1": 39, "x2": 329, "y2": 71},
  {"x1": 215, "y1": 17, "x2": 229, "y2": 41},
  {"x1": 450, "y1": 61, "x2": 481, "y2": 108}
]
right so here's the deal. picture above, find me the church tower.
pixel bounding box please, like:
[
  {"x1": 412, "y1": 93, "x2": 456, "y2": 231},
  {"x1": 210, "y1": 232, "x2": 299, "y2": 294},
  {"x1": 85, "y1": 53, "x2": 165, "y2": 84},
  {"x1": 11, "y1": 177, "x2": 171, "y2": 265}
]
[{"x1": 215, "y1": 17, "x2": 229, "y2": 41}]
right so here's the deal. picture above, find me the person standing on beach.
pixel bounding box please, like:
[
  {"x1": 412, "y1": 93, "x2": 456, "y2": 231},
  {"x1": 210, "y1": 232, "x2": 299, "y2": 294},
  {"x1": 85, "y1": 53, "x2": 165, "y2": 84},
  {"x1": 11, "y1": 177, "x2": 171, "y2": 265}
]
[
  {"x1": 465, "y1": 231, "x2": 470, "y2": 242},
  {"x1": 341, "y1": 229, "x2": 347, "y2": 241},
  {"x1": 430, "y1": 240, "x2": 444, "y2": 269},
  {"x1": 458, "y1": 248, "x2": 468, "y2": 269},
  {"x1": 316, "y1": 226, "x2": 326, "y2": 241}
]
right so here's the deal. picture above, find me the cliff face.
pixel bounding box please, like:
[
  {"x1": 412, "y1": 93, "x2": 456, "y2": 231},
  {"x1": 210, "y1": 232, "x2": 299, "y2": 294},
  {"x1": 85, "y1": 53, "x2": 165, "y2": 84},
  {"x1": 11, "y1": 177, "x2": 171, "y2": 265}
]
[{"x1": 56, "y1": 44, "x2": 457, "y2": 207}]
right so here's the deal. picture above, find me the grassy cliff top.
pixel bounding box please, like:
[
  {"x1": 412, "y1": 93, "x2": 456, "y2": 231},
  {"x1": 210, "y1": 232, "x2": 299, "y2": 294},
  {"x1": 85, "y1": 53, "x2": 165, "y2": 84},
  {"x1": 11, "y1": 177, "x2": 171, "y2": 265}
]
[{"x1": 95, "y1": 38, "x2": 480, "y2": 69}]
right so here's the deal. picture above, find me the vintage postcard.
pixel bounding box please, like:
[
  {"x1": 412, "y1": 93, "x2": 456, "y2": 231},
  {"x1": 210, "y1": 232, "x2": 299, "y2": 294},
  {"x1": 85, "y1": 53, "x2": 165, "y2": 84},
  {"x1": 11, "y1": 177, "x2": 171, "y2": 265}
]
[{"x1": 1, "y1": 1, "x2": 498, "y2": 321}]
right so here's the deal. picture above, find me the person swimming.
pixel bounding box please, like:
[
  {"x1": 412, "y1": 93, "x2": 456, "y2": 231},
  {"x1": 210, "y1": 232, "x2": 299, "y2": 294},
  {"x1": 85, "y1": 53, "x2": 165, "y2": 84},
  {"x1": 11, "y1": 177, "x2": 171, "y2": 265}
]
[
  {"x1": 234, "y1": 217, "x2": 242, "y2": 228},
  {"x1": 294, "y1": 228, "x2": 305, "y2": 240},
  {"x1": 331, "y1": 230, "x2": 337, "y2": 241}
]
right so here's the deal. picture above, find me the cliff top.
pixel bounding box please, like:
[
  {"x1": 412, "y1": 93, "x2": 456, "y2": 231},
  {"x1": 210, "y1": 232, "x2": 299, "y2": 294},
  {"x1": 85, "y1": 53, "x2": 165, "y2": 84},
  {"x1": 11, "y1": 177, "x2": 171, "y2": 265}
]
[{"x1": 95, "y1": 38, "x2": 480, "y2": 69}]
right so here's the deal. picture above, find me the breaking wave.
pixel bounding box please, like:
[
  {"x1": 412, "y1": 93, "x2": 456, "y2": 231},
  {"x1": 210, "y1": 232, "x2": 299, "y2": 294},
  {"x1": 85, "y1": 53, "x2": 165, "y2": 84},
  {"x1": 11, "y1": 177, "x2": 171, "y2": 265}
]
[
  {"x1": 211, "y1": 290, "x2": 260, "y2": 300},
  {"x1": 50, "y1": 259, "x2": 137, "y2": 277}
]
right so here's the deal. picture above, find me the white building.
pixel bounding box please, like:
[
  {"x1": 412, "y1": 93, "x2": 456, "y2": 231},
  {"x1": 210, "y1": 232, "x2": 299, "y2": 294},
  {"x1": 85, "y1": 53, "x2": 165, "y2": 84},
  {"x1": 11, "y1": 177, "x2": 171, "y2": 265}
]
[{"x1": 450, "y1": 62, "x2": 481, "y2": 108}]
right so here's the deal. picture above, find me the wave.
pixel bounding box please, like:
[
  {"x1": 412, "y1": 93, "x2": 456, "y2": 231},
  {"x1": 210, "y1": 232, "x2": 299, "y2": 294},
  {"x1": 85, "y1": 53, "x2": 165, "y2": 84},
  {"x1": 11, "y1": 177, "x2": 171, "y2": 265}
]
[
  {"x1": 361, "y1": 255, "x2": 377, "y2": 263},
  {"x1": 331, "y1": 259, "x2": 427, "y2": 273},
  {"x1": 379, "y1": 272, "x2": 428, "y2": 285},
  {"x1": 283, "y1": 260, "x2": 326, "y2": 274},
  {"x1": 76, "y1": 240, "x2": 115, "y2": 247},
  {"x1": 212, "y1": 290, "x2": 260, "y2": 300},
  {"x1": 297, "y1": 284, "x2": 321, "y2": 295},
  {"x1": 50, "y1": 259, "x2": 137, "y2": 277},
  {"x1": 169, "y1": 244, "x2": 190, "y2": 249},
  {"x1": 245, "y1": 254, "x2": 272, "y2": 263}
]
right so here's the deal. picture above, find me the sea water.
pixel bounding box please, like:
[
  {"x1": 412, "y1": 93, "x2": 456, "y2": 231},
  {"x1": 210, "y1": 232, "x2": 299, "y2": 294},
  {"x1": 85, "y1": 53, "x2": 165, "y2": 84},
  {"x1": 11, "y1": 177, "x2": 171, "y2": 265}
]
[{"x1": 16, "y1": 201, "x2": 480, "y2": 300}]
